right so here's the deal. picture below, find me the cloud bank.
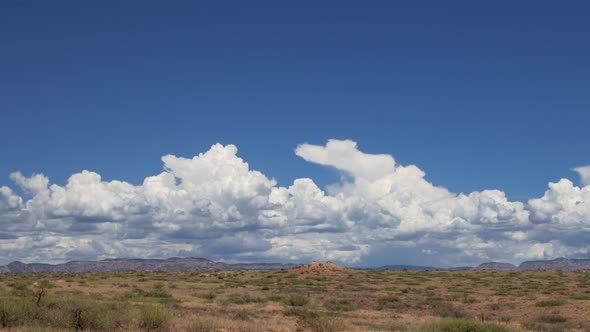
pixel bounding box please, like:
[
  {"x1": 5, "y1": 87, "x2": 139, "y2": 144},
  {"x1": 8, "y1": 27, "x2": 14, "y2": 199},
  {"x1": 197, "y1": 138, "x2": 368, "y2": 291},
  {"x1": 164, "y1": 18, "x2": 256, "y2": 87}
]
[{"x1": 1, "y1": 139, "x2": 589, "y2": 266}]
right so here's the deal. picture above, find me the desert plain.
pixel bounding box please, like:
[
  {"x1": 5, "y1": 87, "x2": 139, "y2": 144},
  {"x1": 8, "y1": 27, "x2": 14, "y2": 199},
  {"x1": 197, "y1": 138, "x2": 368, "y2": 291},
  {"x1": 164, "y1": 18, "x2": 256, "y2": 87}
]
[{"x1": 1, "y1": 262, "x2": 590, "y2": 331}]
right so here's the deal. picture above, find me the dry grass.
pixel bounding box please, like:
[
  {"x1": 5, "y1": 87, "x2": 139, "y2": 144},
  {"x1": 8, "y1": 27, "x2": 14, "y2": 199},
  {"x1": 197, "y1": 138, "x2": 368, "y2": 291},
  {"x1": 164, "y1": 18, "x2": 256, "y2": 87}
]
[{"x1": 0, "y1": 267, "x2": 590, "y2": 331}]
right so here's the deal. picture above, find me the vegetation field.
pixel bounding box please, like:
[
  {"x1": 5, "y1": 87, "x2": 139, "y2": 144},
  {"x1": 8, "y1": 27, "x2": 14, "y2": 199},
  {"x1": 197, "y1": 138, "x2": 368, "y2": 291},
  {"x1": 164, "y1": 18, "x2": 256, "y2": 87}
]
[{"x1": 1, "y1": 263, "x2": 590, "y2": 331}]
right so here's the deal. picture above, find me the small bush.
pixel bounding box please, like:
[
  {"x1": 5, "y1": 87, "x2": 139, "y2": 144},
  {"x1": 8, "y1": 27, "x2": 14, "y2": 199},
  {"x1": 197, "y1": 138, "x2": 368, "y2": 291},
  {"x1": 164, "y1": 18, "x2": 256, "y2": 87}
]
[
  {"x1": 223, "y1": 293, "x2": 264, "y2": 305},
  {"x1": 283, "y1": 307, "x2": 320, "y2": 319},
  {"x1": 0, "y1": 299, "x2": 36, "y2": 327},
  {"x1": 433, "y1": 303, "x2": 467, "y2": 318},
  {"x1": 282, "y1": 293, "x2": 309, "y2": 307},
  {"x1": 231, "y1": 309, "x2": 252, "y2": 321},
  {"x1": 378, "y1": 296, "x2": 406, "y2": 310},
  {"x1": 522, "y1": 315, "x2": 572, "y2": 331},
  {"x1": 539, "y1": 314, "x2": 568, "y2": 324},
  {"x1": 43, "y1": 298, "x2": 124, "y2": 330},
  {"x1": 192, "y1": 291, "x2": 216, "y2": 300},
  {"x1": 11, "y1": 281, "x2": 32, "y2": 297},
  {"x1": 187, "y1": 319, "x2": 219, "y2": 332},
  {"x1": 385, "y1": 322, "x2": 410, "y2": 331},
  {"x1": 296, "y1": 314, "x2": 348, "y2": 332},
  {"x1": 138, "y1": 305, "x2": 170, "y2": 331},
  {"x1": 579, "y1": 321, "x2": 590, "y2": 332},
  {"x1": 324, "y1": 298, "x2": 356, "y2": 311},
  {"x1": 488, "y1": 303, "x2": 501, "y2": 311},
  {"x1": 421, "y1": 318, "x2": 511, "y2": 332},
  {"x1": 536, "y1": 299, "x2": 566, "y2": 307},
  {"x1": 143, "y1": 283, "x2": 171, "y2": 298},
  {"x1": 266, "y1": 293, "x2": 284, "y2": 302}
]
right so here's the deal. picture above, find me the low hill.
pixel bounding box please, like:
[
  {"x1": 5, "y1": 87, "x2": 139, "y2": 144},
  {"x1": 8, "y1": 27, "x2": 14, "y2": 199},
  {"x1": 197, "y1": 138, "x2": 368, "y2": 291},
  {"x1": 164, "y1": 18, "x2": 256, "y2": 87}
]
[{"x1": 290, "y1": 261, "x2": 349, "y2": 276}]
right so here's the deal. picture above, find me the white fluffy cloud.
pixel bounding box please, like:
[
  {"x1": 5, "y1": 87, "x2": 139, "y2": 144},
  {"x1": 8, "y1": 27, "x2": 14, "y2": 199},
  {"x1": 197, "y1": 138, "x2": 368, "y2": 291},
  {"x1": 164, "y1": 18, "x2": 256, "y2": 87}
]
[
  {"x1": 0, "y1": 139, "x2": 588, "y2": 266},
  {"x1": 296, "y1": 139, "x2": 395, "y2": 181},
  {"x1": 574, "y1": 165, "x2": 590, "y2": 186},
  {"x1": 0, "y1": 186, "x2": 22, "y2": 212},
  {"x1": 528, "y1": 179, "x2": 590, "y2": 226}
]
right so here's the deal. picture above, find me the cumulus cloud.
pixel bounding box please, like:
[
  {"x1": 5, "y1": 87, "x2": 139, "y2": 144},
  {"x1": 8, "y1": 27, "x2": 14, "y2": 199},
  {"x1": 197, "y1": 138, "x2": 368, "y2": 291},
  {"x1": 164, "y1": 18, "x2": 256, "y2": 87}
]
[
  {"x1": 0, "y1": 186, "x2": 22, "y2": 212},
  {"x1": 0, "y1": 139, "x2": 588, "y2": 266},
  {"x1": 574, "y1": 165, "x2": 590, "y2": 186},
  {"x1": 296, "y1": 139, "x2": 395, "y2": 181},
  {"x1": 526, "y1": 178, "x2": 590, "y2": 251},
  {"x1": 10, "y1": 172, "x2": 49, "y2": 196},
  {"x1": 528, "y1": 179, "x2": 590, "y2": 226}
]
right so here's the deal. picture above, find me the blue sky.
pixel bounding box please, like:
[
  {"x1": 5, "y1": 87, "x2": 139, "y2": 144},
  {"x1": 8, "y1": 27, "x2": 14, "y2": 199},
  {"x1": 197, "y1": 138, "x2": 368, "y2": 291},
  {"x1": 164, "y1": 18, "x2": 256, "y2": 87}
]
[
  {"x1": 2, "y1": 1, "x2": 589, "y2": 199},
  {"x1": 0, "y1": 1, "x2": 589, "y2": 266}
]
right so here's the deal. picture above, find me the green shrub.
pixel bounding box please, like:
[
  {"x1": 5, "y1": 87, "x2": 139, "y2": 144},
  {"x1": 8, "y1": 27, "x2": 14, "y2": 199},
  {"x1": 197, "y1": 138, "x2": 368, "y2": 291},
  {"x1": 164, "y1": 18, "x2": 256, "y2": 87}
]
[
  {"x1": 535, "y1": 299, "x2": 566, "y2": 307},
  {"x1": 539, "y1": 314, "x2": 568, "y2": 324},
  {"x1": 187, "y1": 319, "x2": 219, "y2": 332},
  {"x1": 384, "y1": 322, "x2": 410, "y2": 331},
  {"x1": 11, "y1": 280, "x2": 32, "y2": 297},
  {"x1": 266, "y1": 293, "x2": 284, "y2": 302},
  {"x1": 138, "y1": 304, "x2": 170, "y2": 331},
  {"x1": 192, "y1": 291, "x2": 216, "y2": 300},
  {"x1": 579, "y1": 321, "x2": 590, "y2": 332},
  {"x1": 144, "y1": 283, "x2": 171, "y2": 298},
  {"x1": 433, "y1": 303, "x2": 467, "y2": 318},
  {"x1": 421, "y1": 318, "x2": 511, "y2": 332},
  {"x1": 231, "y1": 309, "x2": 252, "y2": 321},
  {"x1": 46, "y1": 298, "x2": 130, "y2": 331},
  {"x1": 223, "y1": 293, "x2": 264, "y2": 305},
  {"x1": 488, "y1": 303, "x2": 501, "y2": 311},
  {"x1": 522, "y1": 317, "x2": 572, "y2": 331},
  {"x1": 572, "y1": 294, "x2": 590, "y2": 300},
  {"x1": 324, "y1": 298, "x2": 356, "y2": 311},
  {"x1": 378, "y1": 296, "x2": 406, "y2": 310},
  {"x1": 283, "y1": 307, "x2": 320, "y2": 319},
  {"x1": 281, "y1": 293, "x2": 309, "y2": 306},
  {"x1": 296, "y1": 314, "x2": 348, "y2": 332},
  {"x1": 0, "y1": 299, "x2": 36, "y2": 327}
]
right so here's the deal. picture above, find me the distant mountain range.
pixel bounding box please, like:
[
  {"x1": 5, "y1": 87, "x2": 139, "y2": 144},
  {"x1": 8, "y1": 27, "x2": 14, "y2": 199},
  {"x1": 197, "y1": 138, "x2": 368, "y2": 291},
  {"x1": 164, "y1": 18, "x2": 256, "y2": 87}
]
[
  {"x1": 375, "y1": 264, "x2": 439, "y2": 271},
  {"x1": 374, "y1": 258, "x2": 590, "y2": 271},
  {"x1": 474, "y1": 262, "x2": 518, "y2": 270},
  {"x1": 515, "y1": 257, "x2": 590, "y2": 271},
  {"x1": 474, "y1": 257, "x2": 590, "y2": 271},
  {"x1": 0, "y1": 257, "x2": 294, "y2": 274},
  {"x1": 1, "y1": 257, "x2": 590, "y2": 273}
]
